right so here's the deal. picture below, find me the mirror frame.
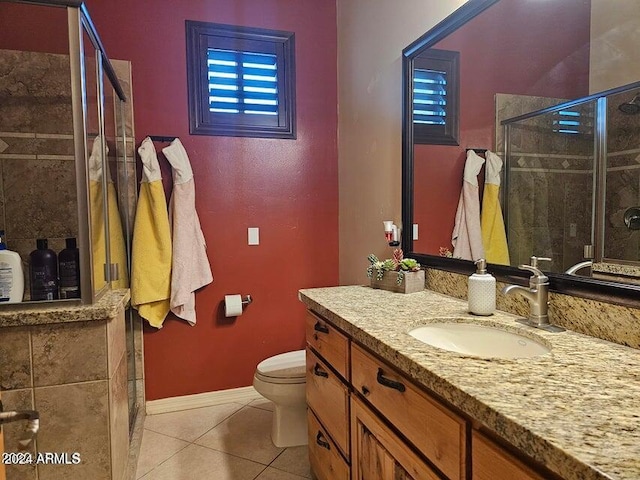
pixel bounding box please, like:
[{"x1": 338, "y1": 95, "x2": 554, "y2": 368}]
[{"x1": 401, "y1": 0, "x2": 640, "y2": 309}]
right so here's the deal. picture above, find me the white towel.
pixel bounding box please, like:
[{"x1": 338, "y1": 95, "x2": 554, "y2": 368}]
[
  {"x1": 452, "y1": 150, "x2": 485, "y2": 261},
  {"x1": 162, "y1": 138, "x2": 213, "y2": 325}
]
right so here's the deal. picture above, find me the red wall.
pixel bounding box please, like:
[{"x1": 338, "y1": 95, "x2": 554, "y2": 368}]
[
  {"x1": 413, "y1": 0, "x2": 591, "y2": 255},
  {"x1": 81, "y1": 0, "x2": 339, "y2": 400}
]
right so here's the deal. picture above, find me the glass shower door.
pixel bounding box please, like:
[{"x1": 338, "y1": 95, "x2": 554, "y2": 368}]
[{"x1": 503, "y1": 100, "x2": 597, "y2": 273}]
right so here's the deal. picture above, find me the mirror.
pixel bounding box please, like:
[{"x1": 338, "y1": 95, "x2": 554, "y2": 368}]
[{"x1": 402, "y1": 0, "x2": 640, "y2": 303}]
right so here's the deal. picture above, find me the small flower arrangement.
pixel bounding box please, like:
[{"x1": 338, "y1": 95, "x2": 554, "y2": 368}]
[
  {"x1": 439, "y1": 247, "x2": 453, "y2": 258},
  {"x1": 367, "y1": 249, "x2": 421, "y2": 285}
]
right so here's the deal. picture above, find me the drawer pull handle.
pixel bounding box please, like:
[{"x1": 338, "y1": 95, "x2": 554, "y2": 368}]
[
  {"x1": 314, "y1": 322, "x2": 329, "y2": 334},
  {"x1": 377, "y1": 368, "x2": 406, "y2": 392},
  {"x1": 313, "y1": 363, "x2": 329, "y2": 378},
  {"x1": 361, "y1": 386, "x2": 370, "y2": 396},
  {"x1": 316, "y1": 431, "x2": 331, "y2": 450}
]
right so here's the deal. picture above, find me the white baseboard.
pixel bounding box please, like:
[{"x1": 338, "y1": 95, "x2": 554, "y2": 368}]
[{"x1": 146, "y1": 386, "x2": 262, "y2": 415}]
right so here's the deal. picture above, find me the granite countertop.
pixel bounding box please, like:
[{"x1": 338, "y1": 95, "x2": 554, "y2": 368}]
[
  {"x1": 0, "y1": 289, "x2": 130, "y2": 328},
  {"x1": 299, "y1": 285, "x2": 640, "y2": 480}
]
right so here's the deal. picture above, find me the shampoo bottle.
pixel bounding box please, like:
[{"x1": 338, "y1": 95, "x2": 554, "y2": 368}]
[
  {"x1": 59, "y1": 237, "x2": 80, "y2": 299},
  {"x1": 0, "y1": 230, "x2": 24, "y2": 303},
  {"x1": 29, "y1": 238, "x2": 59, "y2": 301},
  {"x1": 468, "y1": 258, "x2": 496, "y2": 315}
]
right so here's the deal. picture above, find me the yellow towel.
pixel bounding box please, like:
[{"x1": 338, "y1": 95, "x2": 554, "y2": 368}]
[
  {"x1": 481, "y1": 151, "x2": 510, "y2": 265},
  {"x1": 89, "y1": 180, "x2": 130, "y2": 291},
  {"x1": 130, "y1": 138, "x2": 172, "y2": 328}
]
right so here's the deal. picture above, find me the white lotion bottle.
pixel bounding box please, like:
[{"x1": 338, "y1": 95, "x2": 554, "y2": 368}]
[
  {"x1": 468, "y1": 258, "x2": 495, "y2": 315},
  {"x1": 0, "y1": 230, "x2": 24, "y2": 303}
]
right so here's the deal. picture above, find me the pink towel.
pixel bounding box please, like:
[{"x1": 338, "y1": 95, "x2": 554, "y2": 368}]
[
  {"x1": 162, "y1": 139, "x2": 213, "y2": 325},
  {"x1": 452, "y1": 150, "x2": 485, "y2": 261}
]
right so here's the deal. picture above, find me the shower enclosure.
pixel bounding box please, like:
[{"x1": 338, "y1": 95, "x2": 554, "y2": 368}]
[
  {"x1": 501, "y1": 82, "x2": 640, "y2": 274},
  {"x1": 0, "y1": 0, "x2": 140, "y2": 435}
]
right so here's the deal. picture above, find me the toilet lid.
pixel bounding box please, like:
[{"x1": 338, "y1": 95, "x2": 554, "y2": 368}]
[{"x1": 256, "y1": 350, "x2": 306, "y2": 381}]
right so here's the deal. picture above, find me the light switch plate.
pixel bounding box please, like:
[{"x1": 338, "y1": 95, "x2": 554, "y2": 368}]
[
  {"x1": 413, "y1": 223, "x2": 419, "y2": 240},
  {"x1": 248, "y1": 227, "x2": 259, "y2": 245}
]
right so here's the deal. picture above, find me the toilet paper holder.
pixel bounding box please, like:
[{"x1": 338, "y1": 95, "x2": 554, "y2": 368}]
[{"x1": 224, "y1": 294, "x2": 253, "y2": 317}]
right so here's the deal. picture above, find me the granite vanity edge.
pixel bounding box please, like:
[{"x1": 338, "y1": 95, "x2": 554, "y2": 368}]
[
  {"x1": 0, "y1": 289, "x2": 130, "y2": 328},
  {"x1": 298, "y1": 290, "x2": 616, "y2": 480}
]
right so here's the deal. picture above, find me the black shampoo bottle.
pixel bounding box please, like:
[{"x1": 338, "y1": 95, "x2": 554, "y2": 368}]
[{"x1": 29, "y1": 238, "x2": 59, "y2": 301}]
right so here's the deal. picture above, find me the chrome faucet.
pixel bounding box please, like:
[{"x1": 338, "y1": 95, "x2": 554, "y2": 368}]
[
  {"x1": 564, "y1": 260, "x2": 593, "y2": 275},
  {"x1": 502, "y1": 256, "x2": 565, "y2": 332}
]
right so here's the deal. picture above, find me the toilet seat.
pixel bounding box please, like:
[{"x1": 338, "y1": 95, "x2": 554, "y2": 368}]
[{"x1": 255, "y1": 350, "x2": 306, "y2": 384}]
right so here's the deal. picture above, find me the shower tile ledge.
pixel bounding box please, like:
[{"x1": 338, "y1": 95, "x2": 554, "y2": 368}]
[
  {"x1": 299, "y1": 285, "x2": 640, "y2": 480},
  {"x1": 0, "y1": 289, "x2": 130, "y2": 328}
]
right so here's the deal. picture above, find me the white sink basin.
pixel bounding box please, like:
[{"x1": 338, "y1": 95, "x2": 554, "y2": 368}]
[{"x1": 408, "y1": 321, "x2": 550, "y2": 359}]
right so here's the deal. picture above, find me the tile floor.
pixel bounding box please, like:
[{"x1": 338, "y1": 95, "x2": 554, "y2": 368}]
[{"x1": 135, "y1": 398, "x2": 312, "y2": 480}]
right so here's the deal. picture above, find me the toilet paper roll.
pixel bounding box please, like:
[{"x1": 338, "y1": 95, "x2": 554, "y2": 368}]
[{"x1": 225, "y1": 294, "x2": 243, "y2": 317}]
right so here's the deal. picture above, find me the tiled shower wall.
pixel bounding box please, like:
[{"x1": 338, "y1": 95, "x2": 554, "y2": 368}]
[
  {"x1": 604, "y1": 87, "x2": 640, "y2": 264},
  {"x1": 496, "y1": 94, "x2": 594, "y2": 272},
  {"x1": 0, "y1": 49, "x2": 78, "y2": 296}
]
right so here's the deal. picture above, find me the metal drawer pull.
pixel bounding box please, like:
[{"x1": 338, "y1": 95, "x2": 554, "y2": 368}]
[
  {"x1": 316, "y1": 431, "x2": 331, "y2": 450},
  {"x1": 313, "y1": 363, "x2": 329, "y2": 378},
  {"x1": 314, "y1": 322, "x2": 329, "y2": 334},
  {"x1": 376, "y1": 368, "x2": 406, "y2": 392}
]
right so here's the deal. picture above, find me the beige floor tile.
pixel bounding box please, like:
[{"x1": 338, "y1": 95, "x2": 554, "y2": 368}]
[
  {"x1": 195, "y1": 406, "x2": 284, "y2": 465},
  {"x1": 139, "y1": 444, "x2": 265, "y2": 480},
  {"x1": 135, "y1": 429, "x2": 189, "y2": 479},
  {"x1": 255, "y1": 467, "x2": 310, "y2": 480},
  {"x1": 271, "y1": 446, "x2": 312, "y2": 478},
  {"x1": 144, "y1": 402, "x2": 244, "y2": 442},
  {"x1": 249, "y1": 397, "x2": 275, "y2": 412}
]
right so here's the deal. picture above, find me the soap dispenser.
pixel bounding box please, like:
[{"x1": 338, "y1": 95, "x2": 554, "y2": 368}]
[{"x1": 468, "y1": 258, "x2": 496, "y2": 315}]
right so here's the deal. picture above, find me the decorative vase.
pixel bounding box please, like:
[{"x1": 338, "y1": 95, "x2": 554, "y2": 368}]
[{"x1": 369, "y1": 270, "x2": 425, "y2": 294}]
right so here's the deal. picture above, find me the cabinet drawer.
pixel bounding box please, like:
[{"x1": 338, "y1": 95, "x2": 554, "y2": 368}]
[
  {"x1": 306, "y1": 348, "x2": 350, "y2": 458},
  {"x1": 351, "y1": 396, "x2": 440, "y2": 480},
  {"x1": 308, "y1": 409, "x2": 350, "y2": 480},
  {"x1": 351, "y1": 344, "x2": 467, "y2": 480},
  {"x1": 472, "y1": 431, "x2": 546, "y2": 480},
  {"x1": 306, "y1": 311, "x2": 349, "y2": 380}
]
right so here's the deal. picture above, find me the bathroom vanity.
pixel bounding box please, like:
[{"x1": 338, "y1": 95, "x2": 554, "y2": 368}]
[{"x1": 301, "y1": 285, "x2": 640, "y2": 480}]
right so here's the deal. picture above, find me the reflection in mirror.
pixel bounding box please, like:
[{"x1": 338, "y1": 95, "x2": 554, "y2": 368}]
[
  {"x1": 604, "y1": 86, "x2": 640, "y2": 266},
  {"x1": 501, "y1": 98, "x2": 597, "y2": 275},
  {"x1": 404, "y1": 0, "x2": 640, "y2": 296}
]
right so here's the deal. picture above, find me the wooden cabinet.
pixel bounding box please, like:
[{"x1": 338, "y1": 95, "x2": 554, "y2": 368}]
[
  {"x1": 472, "y1": 431, "x2": 547, "y2": 480},
  {"x1": 351, "y1": 396, "x2": 440, "y2": 480},
  {"x1": 305, "y1": 309, "x2": 552, "y2": 480},
  {"x1": 351, "y1": 344, "x2": 467, "y2": 480}
]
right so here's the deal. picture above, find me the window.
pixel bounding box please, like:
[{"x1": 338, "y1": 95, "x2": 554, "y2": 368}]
[
  {"x1": 412, "y1": 49, "x2": 459, "y2": 145},
  {"x1": 186, "y1": 21, "x2": 296, "y2": 139},
  {"x1": 552, "y1": 109, "x2": 591, "y2": 135}
]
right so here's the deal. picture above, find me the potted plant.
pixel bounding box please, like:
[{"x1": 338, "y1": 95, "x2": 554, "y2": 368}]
[{"x1": 366, "y1": 249, "x2": 424, "y2": 294}]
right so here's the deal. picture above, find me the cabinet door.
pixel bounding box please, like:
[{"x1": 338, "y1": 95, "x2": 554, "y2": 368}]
[
  {"x1": 351, "y1": 396, "x2": 440, "y2": 480},
  {"x1": 472, "y1": 431, "x2": 546, "y2": 480}
]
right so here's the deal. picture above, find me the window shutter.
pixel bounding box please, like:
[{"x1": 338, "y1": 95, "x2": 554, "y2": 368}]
[
  {"x1": 207, "y1": 49, "x2": 279, "y2": 116},
  {"x1": 413, "y1": 68, "x2": 447, "y2": 126}
]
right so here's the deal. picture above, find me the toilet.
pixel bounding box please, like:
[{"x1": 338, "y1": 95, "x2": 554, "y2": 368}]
[{"x1": 253, "y1": 349, "x2": 308, "y2": 448}]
